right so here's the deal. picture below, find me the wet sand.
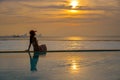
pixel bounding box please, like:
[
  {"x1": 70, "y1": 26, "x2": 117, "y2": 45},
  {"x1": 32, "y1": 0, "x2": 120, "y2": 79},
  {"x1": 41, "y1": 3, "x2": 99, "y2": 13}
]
[{"x1": 0, "y1": 52, "x2": 120, "y2": 80}]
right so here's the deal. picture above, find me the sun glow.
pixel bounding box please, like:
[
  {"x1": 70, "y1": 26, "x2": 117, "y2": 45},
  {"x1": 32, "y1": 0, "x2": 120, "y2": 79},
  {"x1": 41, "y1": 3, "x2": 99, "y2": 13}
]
[
  {"x1": 70, "y1": 10, "x2": 78, "y2": 13},
  {"x1": 70, "y1": 0, "x2": 79, "y2": 9}
]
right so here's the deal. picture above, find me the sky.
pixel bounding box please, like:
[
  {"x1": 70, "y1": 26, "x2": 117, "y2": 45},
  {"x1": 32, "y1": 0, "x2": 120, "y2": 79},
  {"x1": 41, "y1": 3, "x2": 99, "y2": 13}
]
[{"x1": 0, "y1": 0, "x2": 120, "y2": 36}]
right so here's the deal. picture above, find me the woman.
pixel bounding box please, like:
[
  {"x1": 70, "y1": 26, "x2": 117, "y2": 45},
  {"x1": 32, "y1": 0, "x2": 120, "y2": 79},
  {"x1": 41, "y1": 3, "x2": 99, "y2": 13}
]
[{"x1": 27, "y1": 30, "x2": 40, "y2": 71}]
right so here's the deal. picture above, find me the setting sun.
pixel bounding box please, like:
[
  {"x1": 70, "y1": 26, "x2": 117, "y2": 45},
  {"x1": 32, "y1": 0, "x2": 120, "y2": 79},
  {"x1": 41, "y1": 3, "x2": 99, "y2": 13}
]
[{"x1": 70, "y1": 0, "x2": 79, "y2": 8}]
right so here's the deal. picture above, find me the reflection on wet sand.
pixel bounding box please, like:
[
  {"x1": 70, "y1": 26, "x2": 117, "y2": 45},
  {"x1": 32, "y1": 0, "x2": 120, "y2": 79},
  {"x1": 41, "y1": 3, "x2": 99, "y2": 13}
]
[
  {"x1": 64, "y1": 54, "x2": 82, "y2": 74},
  {"x1": 28, "y1": 52, "x2": 47, "y2": 71},
  {"x1": 69, "y1": 60, "x2": 80, "y2": 74}
]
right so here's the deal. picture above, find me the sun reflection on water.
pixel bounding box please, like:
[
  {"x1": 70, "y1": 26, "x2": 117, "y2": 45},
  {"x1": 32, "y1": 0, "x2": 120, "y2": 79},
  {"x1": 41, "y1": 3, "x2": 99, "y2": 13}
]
[
  {"x1": 65, "y1": 37, "x2": 84, "y2": 50},
  {"x1": 70, "y1": 60, "x2": 80, "y2": 74},
  {"x1": 66, "y1": 55, "x2": 83, "y2": 74},
  {"x1": 71, "y1": 60, "x2": 77, "y2": 70},
  {"x1": 67, "y1": 36, "x2": 83, "y2": 41}
]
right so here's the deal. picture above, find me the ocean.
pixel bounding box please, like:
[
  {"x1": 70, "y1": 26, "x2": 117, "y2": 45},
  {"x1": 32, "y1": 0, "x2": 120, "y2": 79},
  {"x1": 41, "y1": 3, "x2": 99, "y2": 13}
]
[
  {"x1": 0, "y1": 36, "x2": 120, "y2": 51},
  {"x1": 0, "y1": 36, "x2": 120, "y2": 80}
]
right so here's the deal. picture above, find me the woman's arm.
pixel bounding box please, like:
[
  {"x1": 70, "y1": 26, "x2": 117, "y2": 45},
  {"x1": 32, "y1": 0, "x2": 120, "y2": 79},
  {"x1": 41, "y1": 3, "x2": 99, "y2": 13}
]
[
  {"x1": 28, "y1": 43, "x2": 31, "y2": 51},
  {"x1": 27, "y1": 36, "x2": 32, "y2": 51}
]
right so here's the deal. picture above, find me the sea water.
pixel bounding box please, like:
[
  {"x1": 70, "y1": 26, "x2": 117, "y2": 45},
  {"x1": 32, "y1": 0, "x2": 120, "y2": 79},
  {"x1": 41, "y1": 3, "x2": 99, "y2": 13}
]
[
  {"x1": 0, "y1": 36, "x2": 120, "y2": 51},
  {"x1": 0, "y1": 36, "x2": 120, "y2": 80}
]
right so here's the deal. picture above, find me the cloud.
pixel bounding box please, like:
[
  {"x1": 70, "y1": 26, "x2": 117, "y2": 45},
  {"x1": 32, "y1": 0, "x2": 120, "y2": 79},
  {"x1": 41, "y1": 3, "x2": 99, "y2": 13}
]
[
  {"x1": 116, "y1": 0, "x2": 120, "y2": 6},
  {"x1": 78, "y1": 6, "x2": 119, "y2": 11},
  {"x1": 21, "y1": 4, "x2": 67, "y2": 9},
  {"x1": 1, "y1": 0, "x2": 120, "y2": 11},
  {"x1": 0, "y1": 0, "x2": 59, "y2": 2},
  {"x1": 0, "y1": 0, "x2": 119, "y2": 25},
  {"x1": 0, "y1": 0, "x2": 119, "y2": 33},
  {"x1": 19, "y1": 2, "x2": 119, "y2": 11}
]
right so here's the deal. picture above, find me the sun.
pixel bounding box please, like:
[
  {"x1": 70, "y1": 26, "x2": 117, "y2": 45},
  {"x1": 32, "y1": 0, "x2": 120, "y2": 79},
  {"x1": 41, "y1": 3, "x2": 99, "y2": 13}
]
[{"x1": 70, "y1": 0, "x2": 79, "y2": 9}]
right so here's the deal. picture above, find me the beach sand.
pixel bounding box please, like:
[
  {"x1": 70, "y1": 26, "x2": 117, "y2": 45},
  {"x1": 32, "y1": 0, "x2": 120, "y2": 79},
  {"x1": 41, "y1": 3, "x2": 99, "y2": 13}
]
[{"x1": 0, "y1": 52, "x2": 120, "y2": 80}]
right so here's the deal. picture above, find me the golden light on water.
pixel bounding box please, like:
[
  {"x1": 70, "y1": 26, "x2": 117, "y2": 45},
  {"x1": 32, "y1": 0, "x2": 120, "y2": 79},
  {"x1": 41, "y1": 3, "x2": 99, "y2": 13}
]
[
  {"x1": 71, "y1": 60, "x2": 77, "y2": 70},
  {"x1": 67, "y1": 37, "x2": 83, "y2": 41},
  {"x1": 66, "y1": 55, "x2": 83, "y2": 74},
  {"x1": 70, "y1": 60, "x2": 80, "y2": 74}
]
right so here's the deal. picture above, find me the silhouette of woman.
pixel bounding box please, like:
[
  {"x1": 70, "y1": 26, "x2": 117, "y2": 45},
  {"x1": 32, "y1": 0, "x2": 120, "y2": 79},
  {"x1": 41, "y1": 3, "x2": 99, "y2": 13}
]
[{"x1": 27, "y1": 30, "x2": 40, "y2": 71}]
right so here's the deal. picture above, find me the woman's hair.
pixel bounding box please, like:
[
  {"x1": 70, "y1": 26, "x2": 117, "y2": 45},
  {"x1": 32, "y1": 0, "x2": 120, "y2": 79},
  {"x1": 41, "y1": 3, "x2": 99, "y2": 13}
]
[
  {"x1": 29, "y1": 30, "x2": 36, "y2": 36},
  {"x1": 29, "y1": 30, "x2": 36, "y2": 43}
]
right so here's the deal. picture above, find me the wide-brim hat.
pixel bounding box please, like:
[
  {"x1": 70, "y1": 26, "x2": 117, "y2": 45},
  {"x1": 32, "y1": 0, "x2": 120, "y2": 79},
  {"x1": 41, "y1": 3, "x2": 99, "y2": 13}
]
[{"x1": 29, "y1": 30, "x2": 37, "y2": 34}]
